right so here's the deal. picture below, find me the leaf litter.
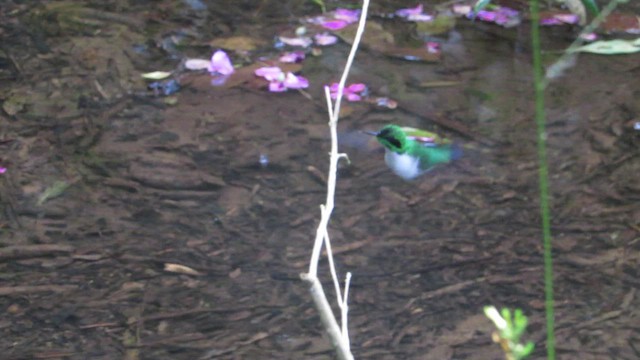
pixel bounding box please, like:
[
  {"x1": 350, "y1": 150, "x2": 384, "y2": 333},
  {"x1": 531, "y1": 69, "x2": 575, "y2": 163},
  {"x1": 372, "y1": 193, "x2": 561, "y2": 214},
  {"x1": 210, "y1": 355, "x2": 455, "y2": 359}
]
[{"x1": 1, "y1": 0, "x2": 639, "y2": 359}]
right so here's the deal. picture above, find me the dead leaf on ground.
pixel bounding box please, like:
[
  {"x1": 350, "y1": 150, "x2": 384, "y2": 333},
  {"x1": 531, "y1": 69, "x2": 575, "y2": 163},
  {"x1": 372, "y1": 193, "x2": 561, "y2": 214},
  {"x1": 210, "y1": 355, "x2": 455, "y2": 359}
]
[
  {"x1": 164, "y1": 263, "x2": 202, "y2": 276},
  {"x1": 210, "y1": 36, "x2": 266, "y2": 52},
  {"x1": 600, "y1": 12, "x2": 640, "y2": 34},
  {"x1": 336, "y1": 21, "x2": 441, "y2": 62}
]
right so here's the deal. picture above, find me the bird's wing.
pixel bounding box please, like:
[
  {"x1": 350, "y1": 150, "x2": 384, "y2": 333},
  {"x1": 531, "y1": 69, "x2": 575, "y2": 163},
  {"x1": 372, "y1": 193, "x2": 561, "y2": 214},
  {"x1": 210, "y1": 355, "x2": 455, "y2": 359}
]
[{"x1": 401, "y1": 127, "x2": 451, "y2": 147}]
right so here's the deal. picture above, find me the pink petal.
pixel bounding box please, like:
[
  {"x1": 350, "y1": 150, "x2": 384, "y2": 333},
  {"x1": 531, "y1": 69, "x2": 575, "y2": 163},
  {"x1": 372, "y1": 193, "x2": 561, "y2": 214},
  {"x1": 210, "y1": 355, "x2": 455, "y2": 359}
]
[
  {"x1": 279, "y1": 51, "x2": 305, "y2": 63},
  {"x1": 540, "y1": 18, "x2": 562, "y2": 26},
  {"x1": 347, "y1": 83, "x2": 366, "y2": 92},
  {"x1": 210, "y1": 75, "x2": 231, "y2": 87},
  {"x1": 321, "y1": 20, "x2": 349, "y2": 30},
  {"x1": 255, "y1": 66, "x2": 284, "y2": 81},
  {"x1": 208, "y1": 50, "x2": 234, "y2": 75},
  {"x1": 279, "y1": 36, "x2": 313, "y2": 47},
  {"x1": 553, "y1": 13, "x2": 580, "y2": 24},
  {"x1": 334, "y1": 8, "x2": 361, "y2": 23},
  {"x1": 269, "y1": 81, "x2": 287, "y2": 92},
  {"x1": 473, "y1": 11, "x2": 497, "y2": 22},
  {"x1": 580, "y1": 32, "x2": 598, "y2": 41},
  {"x1": 185, "y1": 58, "x2": 212, "y2": 70},
  {"x1": 0, "y1": 167, "x2": 6, "y2": 174},
  {"x1": 396, "y1": 4, "x2": 423, "y2": 17},
  {"x1": 345, "y1": 93, "x2": 362, "y2": 102},
  {"x1": 471, "y1": 7, "x2": 520, "y2": 27},
  {"x1": 283, "y1": 72, "x2": 309, "y2": 89},
  {"x1": 407, "y1": 13, "x2": 433, "y2": 22},
  {"x1": 426, "y1": 41, "x2": 440, "y2": 53},
  {"x1": 314, "y1": 32, "x2": 338, "y2": 46}
]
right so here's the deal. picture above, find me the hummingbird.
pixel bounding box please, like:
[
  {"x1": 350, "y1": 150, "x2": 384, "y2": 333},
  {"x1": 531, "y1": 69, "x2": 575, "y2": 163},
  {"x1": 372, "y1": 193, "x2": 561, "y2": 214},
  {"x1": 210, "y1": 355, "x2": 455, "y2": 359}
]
[{"x1": 365, "y1": 124, "x2": 461, "y2": 180}]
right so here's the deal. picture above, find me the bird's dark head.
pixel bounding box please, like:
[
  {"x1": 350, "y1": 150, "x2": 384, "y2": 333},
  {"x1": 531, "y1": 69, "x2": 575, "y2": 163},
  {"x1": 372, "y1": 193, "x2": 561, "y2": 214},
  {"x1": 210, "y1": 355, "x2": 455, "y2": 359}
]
[{"x1": 372, "y1": 125, "x2": 409, "y2": 154}]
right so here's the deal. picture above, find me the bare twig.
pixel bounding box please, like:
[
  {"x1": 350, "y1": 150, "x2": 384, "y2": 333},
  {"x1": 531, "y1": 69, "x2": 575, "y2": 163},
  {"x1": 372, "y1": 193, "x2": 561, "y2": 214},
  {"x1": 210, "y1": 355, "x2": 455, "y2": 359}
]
[
  {"x1": 0, "y1": 244, "x2": 74, "y2": 260},
  {"x1": 300, "y1": 1, "x2": 370, "y2": 359},
  {"x1": 0, "y1": 285, "x2": 78, "y2": 295}
]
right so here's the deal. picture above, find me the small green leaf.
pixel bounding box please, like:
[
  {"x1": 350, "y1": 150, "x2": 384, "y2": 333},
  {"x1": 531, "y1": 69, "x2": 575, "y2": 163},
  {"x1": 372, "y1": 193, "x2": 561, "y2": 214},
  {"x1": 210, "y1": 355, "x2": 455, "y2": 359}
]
[
  {"x1": 309, "y1": 0, "x2": 326, "y2": 13},
  {"x1": 571, "y1": 39, "x2": 640, "y2": 55},
  {"x1": 521, "y1": 342, "x2": 535, "y2": 356},
  {"x1": 38, "y1": 181, "x2": 71, "y2": 205},
  {"x1": 473, "y1": 0, "x2": 492, "y2": 15},
  {"x1": 581, "y1": 0, "x2": 599, "y2": 16}
]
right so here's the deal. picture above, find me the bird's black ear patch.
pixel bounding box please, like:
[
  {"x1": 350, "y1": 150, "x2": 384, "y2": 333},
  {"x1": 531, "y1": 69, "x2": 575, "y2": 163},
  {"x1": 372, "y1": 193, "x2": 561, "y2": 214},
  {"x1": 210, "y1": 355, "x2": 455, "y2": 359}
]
[
  {"x1": 377, "y1": 128, "x2": 402, "y2": 149},
  {"x1": 387, "y1": 137, "x2": 402, "y2": 149}
]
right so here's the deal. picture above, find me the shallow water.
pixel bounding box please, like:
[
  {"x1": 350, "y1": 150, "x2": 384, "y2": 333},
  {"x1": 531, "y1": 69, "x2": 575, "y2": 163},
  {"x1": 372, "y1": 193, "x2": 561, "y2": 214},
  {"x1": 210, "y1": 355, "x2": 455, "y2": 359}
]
[{"x1": 1, "y1": 1, "x2": 639, "y2": 359}]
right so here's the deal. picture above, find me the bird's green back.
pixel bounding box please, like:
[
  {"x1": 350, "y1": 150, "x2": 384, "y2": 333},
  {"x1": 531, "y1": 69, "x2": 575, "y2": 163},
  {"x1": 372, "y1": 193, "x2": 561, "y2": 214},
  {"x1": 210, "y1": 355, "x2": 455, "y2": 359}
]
[{"x1": 408, "y1": 141, "x2": 458, "y2": 171}]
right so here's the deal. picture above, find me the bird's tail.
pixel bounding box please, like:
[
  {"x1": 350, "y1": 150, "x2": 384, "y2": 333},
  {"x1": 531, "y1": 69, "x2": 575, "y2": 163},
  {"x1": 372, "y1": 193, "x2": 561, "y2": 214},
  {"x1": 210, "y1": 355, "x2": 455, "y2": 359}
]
[{"x1": 449, "y1": 143, "x2": 463, "y2": 162}]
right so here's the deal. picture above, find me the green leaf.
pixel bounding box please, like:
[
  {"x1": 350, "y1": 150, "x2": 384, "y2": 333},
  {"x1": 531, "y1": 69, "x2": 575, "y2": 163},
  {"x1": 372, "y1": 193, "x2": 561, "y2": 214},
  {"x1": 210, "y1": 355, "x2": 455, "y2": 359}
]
[
  {"x1": 472, "y1": 0, "x2": 492, "y2": 17},
  {"x1": 309, "y1": 0, "x2": 326, "y2": 13},
  {"x1": 571, "y1": 39, "x2": 640, "y2": 55},
  {"x1": 38, "y1": 180, "x2": 71, "y2": 205},
  {"x1": 521, "y1": 342, "x2": 535, "y2": 356},
  {"x1": 581, "y1": 0, "x2": 599, "y2": 16}
]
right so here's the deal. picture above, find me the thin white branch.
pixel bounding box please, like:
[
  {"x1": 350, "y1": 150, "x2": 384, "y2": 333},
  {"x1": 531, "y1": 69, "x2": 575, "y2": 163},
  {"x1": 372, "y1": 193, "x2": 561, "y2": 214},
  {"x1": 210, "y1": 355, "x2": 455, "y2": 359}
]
[
  {"x1": 331, "y1": 1, "x2": 369, "y2": 125},
  {"x1": 300, "y1": 273, "x2": 353, "y2": 360},
  {"x1": 301, "y1": 1, "x2": 370, "y2": 359},
  {"x1": 324, "y1": 229, "x2": 344, "y2": 305},
  {"x1": 342, "y1": 272, "x2": 352, "y2": 347}
]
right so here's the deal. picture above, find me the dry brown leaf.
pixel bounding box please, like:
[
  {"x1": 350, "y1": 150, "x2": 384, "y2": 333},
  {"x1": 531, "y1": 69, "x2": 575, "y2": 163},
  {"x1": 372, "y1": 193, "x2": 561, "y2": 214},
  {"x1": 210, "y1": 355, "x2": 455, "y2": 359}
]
[
  {"x1": 228, "y1": 268, "x2": 242, "y2": 279},
  {"x1": 164, "y1": 263, "x2": 202, "y2": 276},
  {"x1": 600, "y1": 12, "x2": 640, "y2": 34},
  {"x1": 209, "y1": 36, "x2": 265, "y2": 52}
]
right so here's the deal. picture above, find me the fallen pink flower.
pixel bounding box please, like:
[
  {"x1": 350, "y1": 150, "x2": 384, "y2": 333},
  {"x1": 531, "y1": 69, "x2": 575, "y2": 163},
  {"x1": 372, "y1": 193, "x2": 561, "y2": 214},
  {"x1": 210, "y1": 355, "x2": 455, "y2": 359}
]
[
  {"x1": 207, "y1": 50, "x2": 234, "y2": 75},
  {"x1": 407, "y1": 13, "x2": 433, "y2": 22},
  {"x1": 426, "y1": 41, "x2": 440, "y2": 54},
  {"x1": 255, "y1": 66, "x2": 309, "y2": 92},
  {"x1": 396, "y1": 4, "x2": 423, "y2": 17},
  {"x1": 279, "y1": 36, "x2": 313, "y2": 47},
  {"x1": 255, "y1": 66, "x2": 283, "y2": 81},
  {"x1": 579, "y1": 32, "x2": 598, "y2": 41},
  {"x1": 540, "y1": 13, "x2": 580, "y2": 26},
  {"x1": 321, "y1": 8, "x2": 361, "y2": 30},
  {"x1": 279, "y1": 51, "x2": 305, "y2": 63},
  {"x1": 396, "y1": 4, "x2": 433, "y2": 22},
  {"x1": 314, "y1": 32, "x2": 338, "y2": 46},
  {"x1": 281, "y1": 72, "x2": 309, "y2": 90},
  {"x1": 0, "y1": 167, "x2": 6, "y2": 174},
  {"x1": 334, "y1": 8, "x2": 361, "y2": 23},
  {"x1": 329, "y1": 82, "x2": 367, "y2": 102},
  {"x1": 321, "y1": 20, "x2": 350, "y2": 30},
  {"x1": 471, "y1": 7, "x2": 520, "y2": 27}
]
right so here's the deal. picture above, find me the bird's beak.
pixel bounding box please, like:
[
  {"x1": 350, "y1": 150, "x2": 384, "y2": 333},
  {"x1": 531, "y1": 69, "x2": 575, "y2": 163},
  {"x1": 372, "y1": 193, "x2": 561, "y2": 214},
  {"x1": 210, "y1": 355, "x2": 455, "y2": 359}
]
[{"x1": 361, "y1": 130, "x2": 378, "y2": 137}]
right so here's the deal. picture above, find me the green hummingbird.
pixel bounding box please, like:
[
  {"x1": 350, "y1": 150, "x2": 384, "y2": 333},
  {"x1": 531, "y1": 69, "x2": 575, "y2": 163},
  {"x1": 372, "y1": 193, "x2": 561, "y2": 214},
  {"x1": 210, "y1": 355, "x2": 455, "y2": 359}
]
[{"x1": 365, "y1": 124, "x2": 461, "y2": 180}]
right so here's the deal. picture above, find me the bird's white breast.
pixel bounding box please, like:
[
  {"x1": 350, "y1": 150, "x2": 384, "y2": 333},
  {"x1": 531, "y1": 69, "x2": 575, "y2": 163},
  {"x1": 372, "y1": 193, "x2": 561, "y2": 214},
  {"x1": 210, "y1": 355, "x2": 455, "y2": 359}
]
[{"x1": 384, "y1": 150, "x2": 423, "y2": 180}]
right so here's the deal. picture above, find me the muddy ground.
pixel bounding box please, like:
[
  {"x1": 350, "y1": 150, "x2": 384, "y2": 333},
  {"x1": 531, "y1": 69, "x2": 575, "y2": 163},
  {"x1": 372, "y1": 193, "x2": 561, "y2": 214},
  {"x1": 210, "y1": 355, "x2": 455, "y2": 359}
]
[{"x1": 1, "y1": 1, "x2": 639, "y2": 359}]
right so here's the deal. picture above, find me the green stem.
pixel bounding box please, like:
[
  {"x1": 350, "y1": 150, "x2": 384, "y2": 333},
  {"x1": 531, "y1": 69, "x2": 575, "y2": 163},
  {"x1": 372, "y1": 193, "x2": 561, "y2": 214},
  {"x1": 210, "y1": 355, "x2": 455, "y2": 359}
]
[{"x1": 529, "y1": 0, "x2": 556, "y2": 359}]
